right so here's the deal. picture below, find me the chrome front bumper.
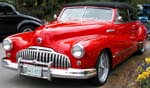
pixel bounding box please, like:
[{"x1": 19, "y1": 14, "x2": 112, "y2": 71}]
[{"x1": 1, "y1": 57, "x2": 97, "y2": 80}]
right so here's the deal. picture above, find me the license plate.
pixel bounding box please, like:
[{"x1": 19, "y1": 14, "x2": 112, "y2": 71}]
[{"x1": 26, "y1": 65, "x2": 42, "y2": 77}]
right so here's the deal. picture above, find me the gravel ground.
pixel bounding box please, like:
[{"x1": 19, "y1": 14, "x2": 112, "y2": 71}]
[{"x1": 101, "y1": 40, "x2": 150, "y2": 88}]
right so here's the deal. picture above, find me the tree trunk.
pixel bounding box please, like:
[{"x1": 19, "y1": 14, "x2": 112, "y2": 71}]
[
  {"x1": 16, "y1": 0, "x2": 23, "y2": 8},
  {"x1": 37, "y1": 0, "x2": 43, "y2": 6}
]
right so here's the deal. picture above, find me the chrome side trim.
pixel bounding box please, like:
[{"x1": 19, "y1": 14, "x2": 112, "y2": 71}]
[
  {"x1": 1, "y1": 58, "x2": 97, "y2": 79},
  {"x1": 113, "y1": 45, "x2": 135, "y2": 58},
  {"x1": 106, "y1": 29, "x2": 115, "y2": 33}
]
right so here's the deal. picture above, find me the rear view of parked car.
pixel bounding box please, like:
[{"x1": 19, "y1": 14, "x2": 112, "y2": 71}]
[{"x1": 0, "y1": 2, "x2": 42, "y2": 38}]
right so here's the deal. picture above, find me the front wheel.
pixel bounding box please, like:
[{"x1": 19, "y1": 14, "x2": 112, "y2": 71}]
[{"x1": 90, "y1": 50, "x2": 110, "y2": 86}]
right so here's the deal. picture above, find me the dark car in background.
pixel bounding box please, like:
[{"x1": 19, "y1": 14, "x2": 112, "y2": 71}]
[
  {"x1": 138, "y1": 4, "x2": 150, "y2": 23},
  {"x1": 138, "y1": 12, "x2": 149, "y2": 23},
  {"x1": 138, "y1": 12, "x2": 150, "y2": 39},
  {"x1": 0, "y1": 2, "x2": 42, "y2": 38},
  {"x1": 145, "y1": 24, "x2": 150, "y2": 39},
  {"x1": 138, "y1": 4, "x2": 150, "y2": 39}
]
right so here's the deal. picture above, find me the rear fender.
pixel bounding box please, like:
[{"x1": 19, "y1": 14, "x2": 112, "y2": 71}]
[
  {"x1": 17, "y1": 20, "x2": 42, "y2": 31},
  {"x1": 137, "y1": 25, "x2": 147, "y2": 42}
]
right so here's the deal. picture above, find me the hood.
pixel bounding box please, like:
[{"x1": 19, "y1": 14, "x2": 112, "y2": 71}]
[{"x1": 31, "y1": 21, "x2": 111, "y2": 48}]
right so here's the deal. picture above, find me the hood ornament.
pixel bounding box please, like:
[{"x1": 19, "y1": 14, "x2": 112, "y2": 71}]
[{"x1": 37, "y1": 37, "x2": 42, "y2": 44}]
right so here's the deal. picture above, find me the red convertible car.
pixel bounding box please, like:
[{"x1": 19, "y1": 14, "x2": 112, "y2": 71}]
[{"x1": 1, "y1": 2, "x2": 147, "y2": 85}]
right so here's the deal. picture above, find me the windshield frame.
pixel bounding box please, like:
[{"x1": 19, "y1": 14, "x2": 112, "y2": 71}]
[{"x1": 58, "y1": 6, "x2": 114, "y2": 22}]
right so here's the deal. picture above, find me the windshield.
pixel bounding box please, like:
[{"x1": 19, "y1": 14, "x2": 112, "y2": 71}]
[{"x1": 59, "y1": 7, "x2": 113, "y2": 22}]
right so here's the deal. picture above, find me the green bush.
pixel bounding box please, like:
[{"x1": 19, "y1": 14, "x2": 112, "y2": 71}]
[{"x1": 24, "y1": 0, "x2": 36, "y2": 7}]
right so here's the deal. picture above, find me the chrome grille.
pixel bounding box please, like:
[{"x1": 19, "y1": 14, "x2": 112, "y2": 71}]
[{"x1": 16, "y1": 46, "x2": 71, "y2": 68}]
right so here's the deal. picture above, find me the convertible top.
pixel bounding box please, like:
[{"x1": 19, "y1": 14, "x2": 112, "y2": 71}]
[{"x1": 65, "y1": 2, "x2": 134, "y2": 11}]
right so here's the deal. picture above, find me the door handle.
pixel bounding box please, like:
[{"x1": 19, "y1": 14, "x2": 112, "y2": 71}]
[{"x1": 106, "y1": 29, "x2": 115, "y2": 33}]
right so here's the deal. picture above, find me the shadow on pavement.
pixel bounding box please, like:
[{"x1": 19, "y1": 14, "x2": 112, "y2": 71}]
[{"x1": 6, "y1": 75, "x2": 95, "y2": 88}]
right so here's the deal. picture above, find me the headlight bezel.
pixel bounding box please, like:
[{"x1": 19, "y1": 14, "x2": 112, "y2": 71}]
[
  {"x1": 71, "y1": 44, "x2": 85, "y2": 59},
  {"x1": 2, "y1": 38, "x2": 13, "y2": 51}
]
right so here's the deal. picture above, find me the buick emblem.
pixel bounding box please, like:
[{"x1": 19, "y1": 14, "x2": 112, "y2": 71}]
[{"x1": 37, "y1": 37, "x2": 42, "y2": 44}]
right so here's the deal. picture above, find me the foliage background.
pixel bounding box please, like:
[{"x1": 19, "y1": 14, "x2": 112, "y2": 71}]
[{"x1": 0, "y1": 0, "x2": 150, "y2": 21}]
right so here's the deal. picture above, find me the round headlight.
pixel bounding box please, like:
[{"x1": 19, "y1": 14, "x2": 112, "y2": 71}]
[
  {"x1": 2, "y1": 39, "x2": 13, "y2": 51},
  {"x1": 71, "y1": 44, "x2": 84, "y2": 59}
]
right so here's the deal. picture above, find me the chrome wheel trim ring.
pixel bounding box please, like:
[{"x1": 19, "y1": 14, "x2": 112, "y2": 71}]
[
  {"x1": 98, "y1": 52, "x2": 109, "y2": 83},
  {"x1": 23, "y1": 27, "x2": 33, "y2": 32}
]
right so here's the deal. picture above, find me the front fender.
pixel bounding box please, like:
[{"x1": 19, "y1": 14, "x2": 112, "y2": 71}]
[
  {"x1": 5, "y1": 32, "x2": 34, "y2": 63},
  {"x1": 72, "y1": 35, "x2": 111, "y2": 68},
  {"x1": 17, "y1": 20, "x2": 42, "y2": 31}
]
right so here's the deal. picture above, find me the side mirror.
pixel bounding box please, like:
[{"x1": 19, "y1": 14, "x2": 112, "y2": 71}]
[
  {"x1": 116, "y1": 16, "x2": 123, "y2": 22},
  {"x1": 54, "y1": 14, "x2": 58, "y2": 20},
  {"x1": 115, "y1": 16, "x2": 123, "y2": 24}
]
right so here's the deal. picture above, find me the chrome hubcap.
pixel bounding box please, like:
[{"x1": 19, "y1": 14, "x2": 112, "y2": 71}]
[
  {"x1": 23, "y1": 28, "x2": 33, "y2": 32},
  {"x1": 98, "y1": 53, "x2": 109, "y2": 83}
]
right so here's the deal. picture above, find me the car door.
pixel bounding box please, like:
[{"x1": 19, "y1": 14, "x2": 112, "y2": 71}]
[{"x1": 113, "y1": 8, "x2": 135, "y2": 64}]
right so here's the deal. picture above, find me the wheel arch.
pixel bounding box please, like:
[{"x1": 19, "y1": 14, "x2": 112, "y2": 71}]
[
  {"x1": 98, "y1": 48, "x2": 113, "y2": 69},
  {"x1": 17, "y1": 20, "x2": 42, "y2": 32},
  {"x1": 136, "y1": 25, "x2": 147, "y2": 42},
  {"x1": 136, "y1": 25, "x2": 147, "y2": 54},
  {"x1": 90, "y1": 48, "x2": 113, "y2": 85}
]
